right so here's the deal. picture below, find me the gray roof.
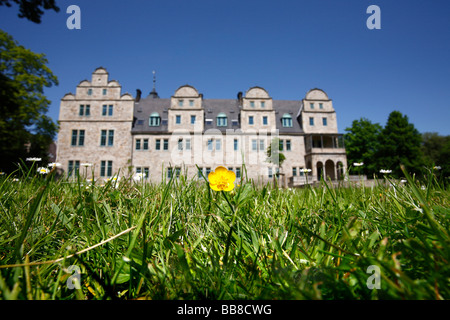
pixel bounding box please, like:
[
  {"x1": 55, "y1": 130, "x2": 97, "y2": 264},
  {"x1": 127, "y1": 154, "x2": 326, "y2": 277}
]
[
  {"x1": 202, "y1": 99, "x2": 241, "y2": 132},
  {"x1": 132, "y1": 96, "x2": 304, "y2": 134},
  {"x1": 273, "y1": 100, "x2": 304, "y2": 134},
  {"x1": 132, "y1": 98, "x2": 170, "y2": 133}
]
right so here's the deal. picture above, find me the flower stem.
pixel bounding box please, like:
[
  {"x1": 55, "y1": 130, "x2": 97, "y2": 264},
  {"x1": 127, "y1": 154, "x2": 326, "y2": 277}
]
[{"x1": 222, "y1": 190, "x2": 237, "y2": 265}]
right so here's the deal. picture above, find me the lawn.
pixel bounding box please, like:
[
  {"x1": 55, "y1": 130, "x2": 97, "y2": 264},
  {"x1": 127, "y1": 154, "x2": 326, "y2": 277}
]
[{"x1": 0, "y1": 166, "x2": 448, "y2": 300}]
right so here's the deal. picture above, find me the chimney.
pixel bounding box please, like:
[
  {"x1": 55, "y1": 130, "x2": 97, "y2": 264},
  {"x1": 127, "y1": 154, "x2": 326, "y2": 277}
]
[{"x1": 136, "y1": 89, "x2": 142, "y2": 102}]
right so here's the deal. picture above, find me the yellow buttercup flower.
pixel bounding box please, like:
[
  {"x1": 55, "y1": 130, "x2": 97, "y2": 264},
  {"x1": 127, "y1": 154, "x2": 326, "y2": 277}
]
[{"x1": 208, "y1": 166, "x2": 236, "y2": 192}]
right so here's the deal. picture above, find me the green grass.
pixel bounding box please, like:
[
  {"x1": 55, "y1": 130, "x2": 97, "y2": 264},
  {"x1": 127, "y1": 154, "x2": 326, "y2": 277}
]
[{"x1": 0, "y1": 166, "x2": 449, "y2": 300}]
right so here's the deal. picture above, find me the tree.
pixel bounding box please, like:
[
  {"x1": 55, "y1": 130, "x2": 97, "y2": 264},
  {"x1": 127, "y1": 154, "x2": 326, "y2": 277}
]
[
  {"x1": 421, "y1": 132, "x2": 450, "y2": 179},
  {"x1": 0, "y1": 0, "x2": 59, "y2": 23},
  {"x1": 0, "y1": 29, "x2": 58, "y2": 173},
  {"x1": 376, "y1": 111, "x2": 424, "y2": 178},
  {"x1": 344, "y1": 118, "x2": 382, "y2": 177}
]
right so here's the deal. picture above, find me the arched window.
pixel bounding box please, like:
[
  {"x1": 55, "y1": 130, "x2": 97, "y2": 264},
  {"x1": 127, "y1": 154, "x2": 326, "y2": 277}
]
[
  {"x1": 281, "y1": 114, "x2": 293, "y2": 127},
  {"x1": 149, "y1": 112, "x2": 161, "y2": 127},
  {"x1": 217, "y1": 112, "x2": 227, "y2": 127}
]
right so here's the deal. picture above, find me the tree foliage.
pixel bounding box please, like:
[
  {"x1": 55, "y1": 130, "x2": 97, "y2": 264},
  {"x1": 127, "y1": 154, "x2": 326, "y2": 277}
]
[
  {"x1": 0, "y1": 0, "x2": 59, "y2": 23},
  {"x1": 376, "y1": 111, "x2": 424, "y2": 177},
  {"x1": 344, "y1": 111, "x2": 444, "y2": 179},
  {"x1": 421, "y1": 132, "x2": 450, "y2": 178},
  {"x1": 0, "y1": 29, "x2": 58, "y2": 172},
  {"x1": 344, "y1": 118, "x2": 382, "y2": 177}
]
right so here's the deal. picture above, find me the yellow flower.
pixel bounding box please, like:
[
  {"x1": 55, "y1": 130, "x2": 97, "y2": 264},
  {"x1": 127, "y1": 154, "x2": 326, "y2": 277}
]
[{"x1": 208, "y1": 166, "x2": 236, "y2": 192}]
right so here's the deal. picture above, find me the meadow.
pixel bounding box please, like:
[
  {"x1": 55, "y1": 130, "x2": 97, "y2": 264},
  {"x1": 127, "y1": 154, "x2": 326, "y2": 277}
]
[{"x1": 0, "y1": 165, "x2": 448, "y2": 300}]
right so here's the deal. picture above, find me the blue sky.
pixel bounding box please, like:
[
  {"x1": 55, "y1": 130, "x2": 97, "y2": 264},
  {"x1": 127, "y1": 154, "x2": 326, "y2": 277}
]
[{"x1": 1, "y1": 0, "x2": 449, "y2": 135}]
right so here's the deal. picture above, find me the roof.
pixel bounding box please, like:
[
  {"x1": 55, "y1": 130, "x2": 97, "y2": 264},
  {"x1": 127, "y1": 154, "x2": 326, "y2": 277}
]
[{"x1": 132, "y1": 96, "x2": 304, "y2": 134}]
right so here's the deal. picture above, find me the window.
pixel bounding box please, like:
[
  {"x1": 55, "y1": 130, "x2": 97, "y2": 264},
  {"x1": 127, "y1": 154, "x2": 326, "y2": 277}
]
[
  {"x1": 261, "y1": 101, "x2": 265, "y2": 108},
  {"x1": 189, "y1": 100, "x2": 194, "y2": 107},
  {"x1": 71, "y1": 130, "x2": 78, "y2": 146},
  {"x1": 293, "y1": 167, "x2": 297, "y2": 176},
  {"x1": 250, "y1": 101, "x2": 255, "y2": 108},
  {"x1": 85, "y1": 105, "x2": 90, "y2": 116},
  {"x1": 68, "y1": 160, "x2": 80, "y2": 177},
  {"x1": 282, "y1": 114, "x2": 293, "y2": 127},
  {"x1": 100, "y1": 160, "x2": 113, "y2": 177},
  {"x1": 176, "y1": 115, "x2": 181, "y2": 124},
  {"x1": 79, "y1": 105, "x2": 84, "y2": 116},
  {"x1": 100, "y1": 130, "x2": 114, "y2": 146},
  {"x1": 286, "y1": 139, "x2": 291, "y2": 151},
  {"x1": 103, "y1": 89, "x2": 107, "y2": 95},
  {"x1": 144, "y1": 167, "x2": 149, "y2": 179},
  {"x1": 136, "y1": 139, "x2": 141, "y2": 150},
  {"x1": 207, "y1": 139, "x2": 213, "y2": 151},
  {"x1": 100, "y1": 130, "x2": 107, "y2": 146},
  {"x1": 163, "y1": 139, "x2": 169, "y2": 151},
  {"x1": 319, "y1": 103, "x2": 323, "y2": 109},
  {"x1": 216, "y1": 139, "x2": 221, "y2": 151},
  {"x1": 178, "y1": 100, "x2": 184, "y2": 107},
  {"x1": 87, "y1": 89, "x2": 92, "y2": 96},
  {"x1": 232, "y1": 119, "x2": 239, "y2": 126},
  {"x1": 268, "y1": 167, "x2": 273, "y2": 178},
  {"x1": 149, "y1": 112, "x2": 161, "y2": 126},
  {"x1": 259, "y1": 139, "x2": 265, "y2": 151},
  {"x1": 71, "y1": 130, "x2": 84, "y2": 146},
  {"x1": 322, "y1": 117, "x2": 327, "y2": 126},
  {"x1": 205, "y1": 167, "x2": 211, "y2": 176},
  {"x1": 249, "y1": 116, "x2": 254, "y2": 125},
  {"x1": 108, "y1": 130, "x2": 114, "y2": 146},
  {"x1": 262, "y1": 116, "x2": 268, "y2": 125},
  {"x1": 309, "y1": 117, "x2": 314, "y2": 126},
  {"x1": 197, "y1": 167, "x2": 203, "y2": 178},
  {"x1": 236, "y1": 167, "x2": 241, "y2": 179},
  {"x1": 252, "y1": 139, "x2": 257, "y2": 151},
  {"x1": 185, "y1": 139, "x2": 191, "y2": 150},
  {"x1": 234, "y1": 139, "x2": 239, "y2": 151},
  {"x1": 178, "y1": 139, "x2": 183, "y2": 151},
  {"x1": 217, "y1": 113, "x2": 227, "y2": 127},
  {"x1": 102, "y1": 105, "x2": 114, "y2": 116},
  {"x1": 167, "y1": 167, "x2": 173, "y2": 178},
  {"x1": 143, "y1": 139, "x2": 148, "y2": 150},
  {"x1": 78, "y1": 130, "x2": 85, "y2": 146},
  {"x1": 279, "y1": 139, "x2": 284, "y2": 151},
  {"x1": 155, "y1": 139, "x2": 161, "y2": 150},
  {"x1": 191, "y1": 115, "x2": 196, "y2": 124},
  {"x1": 205, "y1": 119, "x2": 213, "y2": 125},
  {"x1": 310, "y1": 103, "x2": 314, "y2": 109}
]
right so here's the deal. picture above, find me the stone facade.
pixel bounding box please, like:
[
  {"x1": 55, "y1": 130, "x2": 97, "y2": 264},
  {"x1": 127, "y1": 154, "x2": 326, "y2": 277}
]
[{"x1": 56, "y1": 68, "x2": 347, "y2": 186}]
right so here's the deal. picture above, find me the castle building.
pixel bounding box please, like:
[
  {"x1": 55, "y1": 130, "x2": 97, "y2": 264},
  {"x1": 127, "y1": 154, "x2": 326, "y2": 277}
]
[{"x1": 56, "y1": 67, "x2": 347, "y2": 186}]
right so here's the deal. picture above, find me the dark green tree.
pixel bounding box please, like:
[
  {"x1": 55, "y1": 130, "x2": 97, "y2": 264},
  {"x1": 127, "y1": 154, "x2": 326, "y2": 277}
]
[
  {"x1": 344, "y1": 117, "x2": 382, "y2": 177},
  {"x1": 0, "y1": 0, "x2": 59, "y2": 23},
  {"x1": 421, "y1": 132, "x2": 450, "y2": 179},
  {"x1": 376, "y1": 111, "x2": 424, "y2": 178},
  {"x1": 0, "y1": 29, "x2": 58, "y2": 173}
]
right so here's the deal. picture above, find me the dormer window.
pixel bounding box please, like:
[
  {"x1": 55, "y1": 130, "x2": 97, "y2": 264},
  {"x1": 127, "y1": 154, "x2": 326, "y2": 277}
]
[
  {"x1": 319, "y1": 103, "x2": 323, "y2": 109},
  {"x1": 310, "y1": 103, "x2": 314, "y2": 109},
  {"x1": 261, "y1": 101, "x2": 265, "y2": 108},
  {"x1": 189, "y1": 100, "x2": 194, "y2": 107},
  {"x1": 250, "y1": 101, "x2": 255, "y2": 108},
  {"x1": 217, "y1": 113, "x2": 227, "y2": 127},
  {"x1": 149, "y1": 112, "x2": 161, "y2": 126},
  {"x1": 178, "y1": 100, "x2": 184, "y2": 107},
  {"x1": 87, "y1": 88, "x2": 93, "y2": 96},
  {"x1": 281, "y1": 114, "x2": 293, "y2": 127}
]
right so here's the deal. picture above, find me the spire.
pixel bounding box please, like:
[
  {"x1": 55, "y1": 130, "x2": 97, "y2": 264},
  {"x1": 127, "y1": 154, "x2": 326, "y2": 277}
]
[{"x1": 149, "y1": 70, "x2": 159, "y2": 98}]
